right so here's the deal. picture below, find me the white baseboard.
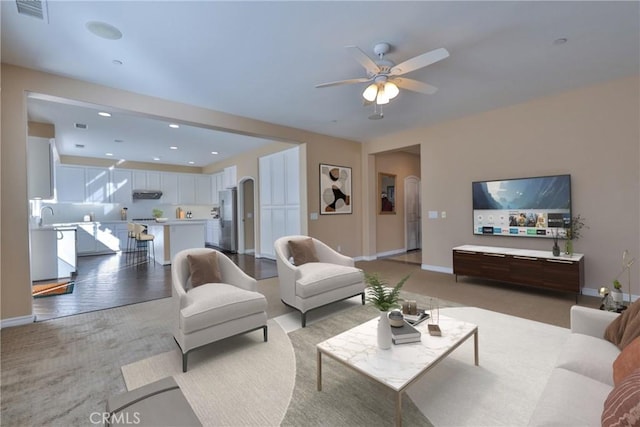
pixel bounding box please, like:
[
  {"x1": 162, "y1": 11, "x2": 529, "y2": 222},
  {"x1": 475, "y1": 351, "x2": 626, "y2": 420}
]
[
  {"x1": 582, "y1": 287, "x2": 638, "y2": 302},
  {"x1": 354, "y1": 255, "x2": 376, "y2": 262},
  {"x1": 376, "y1": 248, "x2": 407, "y2": 258},
  {"x1": 1, "y1": 314, "x2": 35, "y2": 329},
  {"x1": 245, "y1": 249, "x2": 255, "y2": 255},
  {"x1": 422, "y1": 264, "x2": 454, "y2": 274}
]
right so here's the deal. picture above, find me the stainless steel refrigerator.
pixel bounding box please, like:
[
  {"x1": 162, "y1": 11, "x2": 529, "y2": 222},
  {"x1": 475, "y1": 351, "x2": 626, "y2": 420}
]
[{"x1": 219, "y1": 188, "x2": 238, "y2": 253}]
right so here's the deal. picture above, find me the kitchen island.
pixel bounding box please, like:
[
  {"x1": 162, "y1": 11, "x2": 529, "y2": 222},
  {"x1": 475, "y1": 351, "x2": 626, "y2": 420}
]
[{"x1": 146, "y1": 220, "x2": 206, "y2": 265}]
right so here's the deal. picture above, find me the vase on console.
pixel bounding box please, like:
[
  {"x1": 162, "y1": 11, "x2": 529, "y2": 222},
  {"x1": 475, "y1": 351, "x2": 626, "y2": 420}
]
[
  {"x1": 377, "y1": 311, "x2": 392, "y2": 349},
  {"x1": 564, "y1": 239, "x2": 573, "y2": 256}
]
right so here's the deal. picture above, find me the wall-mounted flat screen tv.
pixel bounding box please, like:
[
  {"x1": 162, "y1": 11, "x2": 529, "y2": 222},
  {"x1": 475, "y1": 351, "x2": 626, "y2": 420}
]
[{"x1": 472, "y1": 174, "x2": 571, "y2": 238}]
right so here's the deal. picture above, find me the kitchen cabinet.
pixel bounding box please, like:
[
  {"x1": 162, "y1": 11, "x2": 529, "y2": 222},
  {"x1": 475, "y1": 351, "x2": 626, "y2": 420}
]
[
  {"x1": 161, "y1": 173, "x2": 179, "y2": 204},
  {"x1": 223, "y1": 165, "x2": 237, "y2": 188},
  {"x1": 30, "y1": 228, "x2": 58, "y2": 281},
  {"x1": 77, "y1": 222, "x2": 121, "y2": 256},
  {"x1": 452, "y1": 245, "x2": 584, "y2": 295},
  {"x1": 195, "y1": 175, "x2": 213, "y2": 205},
  {"x1": 132, "y1": 171, "x2": 161, "y2": 191},
  {"x1": 178, "y1": 174, "x2": 196, "y2": 204},
  {"x1": 205, "y1": 220, "x2": 221, "y2": 246},
  {"x1": 56, "y1": 165, "x2": 86, "y2": 202},
  {"x1": 27, "y1": 137, "x2": 54, "y2": 200},
  {"x1": 85, "y1": 167, "x2": 111, "y2": 203},
  {"x1": 111, "y1": 169, "x2": 133, "y2": 204},
  {"x1": 211, "y1": 172, "x2": 224, "y2": 204}
]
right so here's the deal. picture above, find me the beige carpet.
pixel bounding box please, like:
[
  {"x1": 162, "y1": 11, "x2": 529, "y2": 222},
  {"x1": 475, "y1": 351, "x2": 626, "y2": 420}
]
[
  {"x1": 119, "y1": 297, "x2": 569, "y2": 426},
  {"x1": 121, "y1": 319, "x2": 295, "y2": 426}
]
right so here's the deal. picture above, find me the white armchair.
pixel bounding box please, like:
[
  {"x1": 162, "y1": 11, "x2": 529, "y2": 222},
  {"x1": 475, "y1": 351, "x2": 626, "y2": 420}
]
[
  {"x1": 274, "y1": 236, "x2": 365, "y2": 327},
  {"x1": 172, "y1": 248, "x2": 268, "y2": 372}
]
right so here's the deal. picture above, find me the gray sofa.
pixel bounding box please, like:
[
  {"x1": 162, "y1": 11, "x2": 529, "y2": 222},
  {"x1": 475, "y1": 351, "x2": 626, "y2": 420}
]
[{"x1": 529, "y1": 305, "x2": 620, "y2": 426}]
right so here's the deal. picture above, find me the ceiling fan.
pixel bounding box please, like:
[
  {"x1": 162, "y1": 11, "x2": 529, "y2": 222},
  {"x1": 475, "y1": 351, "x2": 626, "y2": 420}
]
[{"x1": 315, "y1": 42, "x2": 450, "y2": 106}]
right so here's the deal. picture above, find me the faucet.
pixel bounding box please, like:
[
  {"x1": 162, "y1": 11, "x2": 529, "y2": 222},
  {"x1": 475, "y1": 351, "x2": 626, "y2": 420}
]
[{"x1": 39, "y1": 206, "x2": 54, "y2": 227}]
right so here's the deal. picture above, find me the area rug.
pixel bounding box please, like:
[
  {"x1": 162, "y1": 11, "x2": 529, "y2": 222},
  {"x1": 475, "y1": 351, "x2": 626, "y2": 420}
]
[
  {"x1": 121, "y1": 319, "x2": 295, "y2": 426},
  {"x1": 32, "y1": 280, "x2": 75, "y2": 298},
  {"x1": 407, "y1": 307, "x2": 570, "y2": 426},
  {"x1": 282, "y1": 301, "x2": 570, "y2": 426}
]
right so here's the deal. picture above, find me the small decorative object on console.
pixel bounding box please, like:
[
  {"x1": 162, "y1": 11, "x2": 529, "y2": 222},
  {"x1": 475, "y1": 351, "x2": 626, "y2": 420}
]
[{"x1": 388, "y1": 310, "x2": 405, "y2": 328}]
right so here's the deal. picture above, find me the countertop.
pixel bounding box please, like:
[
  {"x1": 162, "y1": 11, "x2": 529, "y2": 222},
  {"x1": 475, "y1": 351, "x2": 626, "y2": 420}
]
[{"x1": 34, "y1": 218, "x2": 215, "y2": 229}]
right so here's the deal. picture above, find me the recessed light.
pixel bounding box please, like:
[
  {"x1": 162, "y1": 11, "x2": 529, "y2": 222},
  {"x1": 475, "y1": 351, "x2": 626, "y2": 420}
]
[
  {"x1": 105, "y1": 153, "x2": 114, "y2": 156},
  {"x1": 86, "y1": 21, "x2": 123, "y2": 40},
  {"x1": 170, "y1": 146, "x2": 178, "y2": 150},
  {"x1": 153, "y1": 157, "x2": 161, "y2": 161},
  {"x1": 98, "y1": 112, "x2": 111, "y2": 117},
  {"x1": 188, "y1": 161, "x2": 195, "y2": 165},
  {"x1": 211, "y1": 151, "x2": 219, "y2": 155},
  {"x1": 553, "y1": 38, "x2": 568, "y2": 45},
  {"x1": 169, "y1": 123, "x2": 180, "y2": 129}
]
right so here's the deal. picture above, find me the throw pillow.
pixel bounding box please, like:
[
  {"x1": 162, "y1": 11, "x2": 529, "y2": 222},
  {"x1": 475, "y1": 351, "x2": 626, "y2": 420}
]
[
  {"x1": 187, "y1": 251, "x2": 222, "y2": 288},
  {"x1": 602, "y1": 368, "x2": 640, "y2": 427},
  {"x1": 604, "y1": 298, "x2": 640, "y2": 350},
  {"x1": 288, "y1": 238, "x2": 319, "y2": 266},
  {"x1": 613, "y1": 336, "x2": 640, "y2": 386}
]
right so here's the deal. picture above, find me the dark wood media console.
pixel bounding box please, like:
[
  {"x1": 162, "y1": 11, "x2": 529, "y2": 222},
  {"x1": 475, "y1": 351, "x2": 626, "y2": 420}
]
[{"x1": 453, "y1": 245, "x2": 584, "y2": 295}]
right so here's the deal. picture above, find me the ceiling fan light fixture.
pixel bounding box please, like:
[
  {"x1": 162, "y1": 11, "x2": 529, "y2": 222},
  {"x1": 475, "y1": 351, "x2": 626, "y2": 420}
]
[
  {"x1": 363, "y1": 83, "x2": 378, "y2": 102},
  {"x1": 384, "y1": 82, "x2": 399, "y2": 99},
  {"x1": 376, "y1": 85, "x2": 389, "y2": 105}
]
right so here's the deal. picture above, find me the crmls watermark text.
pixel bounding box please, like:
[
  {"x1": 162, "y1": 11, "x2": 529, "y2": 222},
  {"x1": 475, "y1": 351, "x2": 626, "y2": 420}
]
[{"x1": 90, "y1": 411, "x2": 141, "y2": 425}]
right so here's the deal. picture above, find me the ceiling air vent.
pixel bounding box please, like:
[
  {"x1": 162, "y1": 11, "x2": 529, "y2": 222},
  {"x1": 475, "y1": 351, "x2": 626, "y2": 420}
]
[
  {"x1": 75, "y1": 144, "x2": 85, "y2": 149},
  {"x1": 74, "y1": 123, "x2": 88, "y2": 129},
  {"x1": 16, "y1": 0, "x2": 49, "y2": 22}
]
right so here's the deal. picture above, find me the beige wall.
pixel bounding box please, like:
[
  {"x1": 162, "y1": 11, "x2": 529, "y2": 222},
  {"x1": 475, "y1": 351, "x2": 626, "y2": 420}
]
[
  {"x1": 365, "y1": 75, "x2": 640, "y2": 295},
  {"x1": 306, "y1": 141, "x2": 363, "y2": 257},
  {"x1": 0, "y1": 64, "x2": 361, "y2": 322},
  {"x1": 375, "y1": 151, "x2": 421, "y2": 254}
]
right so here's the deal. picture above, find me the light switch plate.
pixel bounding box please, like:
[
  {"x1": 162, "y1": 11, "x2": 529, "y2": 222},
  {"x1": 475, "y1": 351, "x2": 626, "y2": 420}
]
[
  {"x1": 310, "y1": 213, "x2": 318, "y2": 220},
  {"x1": 428, "y1": 211, "x2": 438, "y2": 219},
  {"x1": 441, "y1": 211, "x2": 447, "y2": 218}
]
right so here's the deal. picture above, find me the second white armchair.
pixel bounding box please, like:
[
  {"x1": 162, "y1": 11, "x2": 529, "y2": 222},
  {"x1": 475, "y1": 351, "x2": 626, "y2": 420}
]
[{"x1": 274, "y1": 235, "x2": 365, "y2": 327}]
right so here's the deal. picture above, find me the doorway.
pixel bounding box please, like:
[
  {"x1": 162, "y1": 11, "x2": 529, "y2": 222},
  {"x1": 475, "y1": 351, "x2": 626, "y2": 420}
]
[
  {"x1": 404, "y1": 175, "x2": 421, "y2": 251},
  {"x1": 238, "y1": 177, "x2": 256, "y2": 254}
]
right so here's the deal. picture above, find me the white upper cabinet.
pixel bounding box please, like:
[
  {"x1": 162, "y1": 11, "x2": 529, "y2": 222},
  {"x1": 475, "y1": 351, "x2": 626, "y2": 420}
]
[
  {"x1": 161, "y1": 173, "x2": 179, "y2": 204},
  {"x1": 111, "y1": 169, "x2": 132, "y2": 204},
  {"x1": 132, "y1": 170, "x2": 147, "y2": 190},
  {"x1": 147, "y1": 172, "x2": 161, "y2": 190},
  {"x1": 223, "y1": 165, "x2": 237, "y2": 188},
  {"x1": 27, "y1": 137, "x2": 54, "y2": 200},
  {"x1": 178, "y1": 174, "x2": 196, "y2": 204},
  {"x1": 85, "y1": 167, "x2": 111, "y2": 203},
  {"x1": 195, "y1": 175, "x2": 213, "y2": 205},
  {"x1": 56, "y1": 165, "x2": 86, "y2": 202},
  {"x1": 211, "y1": 172, "x2": 224, "y2": 204}
]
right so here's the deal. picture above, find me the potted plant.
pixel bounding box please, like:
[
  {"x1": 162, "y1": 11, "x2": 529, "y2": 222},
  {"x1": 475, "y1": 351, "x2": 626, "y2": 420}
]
[
  {"x1": 365, "y1": 273, "x2": 410, "y2": 349},
  {"x1": 611, "y1": 279, "x2": 624, "y2": 306},
  {"x1": 564, "y1": 214, "x2": 588, "y2": 256},
  {"x1": 152, "y1": 208, "x2": 163, "y2": 219}
]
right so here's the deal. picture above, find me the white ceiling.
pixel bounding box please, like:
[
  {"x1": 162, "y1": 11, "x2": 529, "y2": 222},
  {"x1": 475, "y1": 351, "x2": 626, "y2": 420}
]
[{"x1": 2, "y1": 1, "x2": 639, "y2": 167}]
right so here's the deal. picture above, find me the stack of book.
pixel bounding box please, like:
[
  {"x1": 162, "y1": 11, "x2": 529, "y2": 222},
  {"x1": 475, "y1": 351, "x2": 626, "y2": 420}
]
[
  {"x1": 403, "y1": 309, "x2": 429, "y2": 326},
  {"x1": 391, "y1": 320, "x2": 421, "y2": 344}
]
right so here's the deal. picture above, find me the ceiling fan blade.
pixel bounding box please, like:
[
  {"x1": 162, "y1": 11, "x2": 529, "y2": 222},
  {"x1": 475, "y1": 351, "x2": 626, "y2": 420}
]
[
  {"x1": 390, "y1": 47, "x2": 449, "y2": 76},
  {"x1": 345, "y1": 45, "x2": 380, "y2": 76},
  {"x1": 315, "y1": 77, "x2": 371, "y2": 88},
  {"x1": 394, "y1": 78, "x2": 439, "y2": 95}
]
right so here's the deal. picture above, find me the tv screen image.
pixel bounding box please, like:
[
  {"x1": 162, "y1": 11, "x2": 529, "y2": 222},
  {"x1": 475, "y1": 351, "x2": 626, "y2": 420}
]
[{"x1": 472, "y1": 174, "x2": 571, "y2": 238}]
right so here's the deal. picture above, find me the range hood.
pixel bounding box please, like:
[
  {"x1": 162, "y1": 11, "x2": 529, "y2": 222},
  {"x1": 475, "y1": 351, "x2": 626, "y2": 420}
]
[{"x1": 132, "y1": 189, "x2": 163, "y2": 200}]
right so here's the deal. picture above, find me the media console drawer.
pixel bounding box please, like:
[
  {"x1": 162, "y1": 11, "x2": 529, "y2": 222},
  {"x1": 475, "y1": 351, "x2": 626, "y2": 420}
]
[{"x1": 453, "y1": 245, "x2": 584, "y2": 295}]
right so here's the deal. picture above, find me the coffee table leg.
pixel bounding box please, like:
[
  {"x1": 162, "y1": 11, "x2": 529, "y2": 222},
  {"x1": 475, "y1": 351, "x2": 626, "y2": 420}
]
[
  {"x1": 474, "y1": 329, "x2": 479, "y2": 366},
  {"x1": 317, "y1": 349, "x2": 322, "y2": 391},
  {"x1": 396, "y1": 391, "x2": 402, "y2": 426}
]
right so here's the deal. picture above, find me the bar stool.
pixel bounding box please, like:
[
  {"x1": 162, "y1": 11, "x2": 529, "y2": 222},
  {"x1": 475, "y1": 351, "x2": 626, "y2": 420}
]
[
  {"x1": 126, "y1": 223, "x2": 137, "y2": 261},
  {"x1": 133, "y1": 223, "x2": 155, "y2": 266}
]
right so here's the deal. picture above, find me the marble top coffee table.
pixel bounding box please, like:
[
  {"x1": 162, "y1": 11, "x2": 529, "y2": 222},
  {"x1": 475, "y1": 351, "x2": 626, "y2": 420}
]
[{"x1": 316, "y1": 314, "x2": 478, "y2": 426}]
